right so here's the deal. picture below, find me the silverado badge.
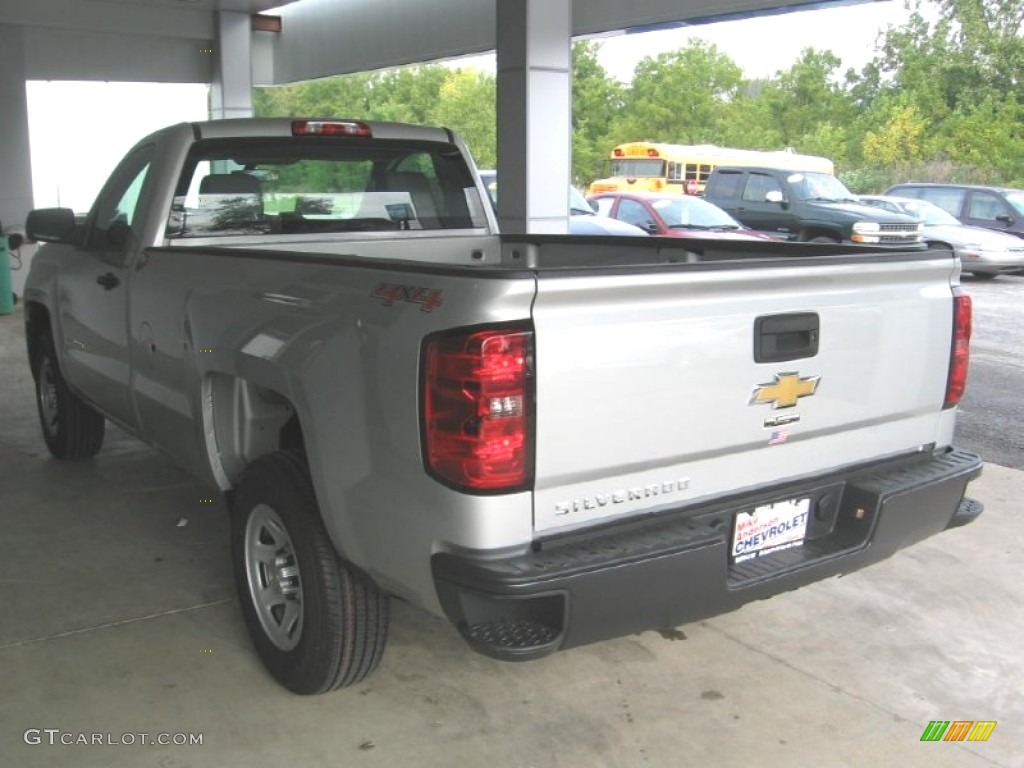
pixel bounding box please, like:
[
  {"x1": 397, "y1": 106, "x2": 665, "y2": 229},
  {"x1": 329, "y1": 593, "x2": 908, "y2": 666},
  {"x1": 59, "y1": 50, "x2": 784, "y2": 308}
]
[{"x1": 750, "y1": 372, "x2": 820, "y2": 409}]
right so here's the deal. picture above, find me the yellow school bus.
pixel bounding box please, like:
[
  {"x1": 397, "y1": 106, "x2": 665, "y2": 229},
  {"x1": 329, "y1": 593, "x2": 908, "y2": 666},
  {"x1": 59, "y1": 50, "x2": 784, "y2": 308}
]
[{"x1": 587, "y1": 142, "x2": 835, "y2": 196}]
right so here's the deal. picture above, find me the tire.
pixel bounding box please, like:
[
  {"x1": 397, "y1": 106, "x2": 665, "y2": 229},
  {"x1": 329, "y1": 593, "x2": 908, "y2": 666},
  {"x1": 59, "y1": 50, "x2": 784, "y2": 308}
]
[
  {"x1": 969, "y1": 272, "x2": 998, "y2": 280},
  {"x1": 808, "y1": 235, "x2": 840, "y2": 244},
  {"x1": 33, "y1": 334, "x2": 105, "y2": 460},
  {"x1": 231, "y1": 450, "x2": 389, "y2": 694}
]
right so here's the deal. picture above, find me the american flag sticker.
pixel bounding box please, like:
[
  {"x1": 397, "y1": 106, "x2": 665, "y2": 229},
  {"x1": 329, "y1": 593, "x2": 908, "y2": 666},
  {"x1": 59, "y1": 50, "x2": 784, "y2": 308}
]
[{"x1": 768, "y1": 429, "x2": 789, "y2": 445}]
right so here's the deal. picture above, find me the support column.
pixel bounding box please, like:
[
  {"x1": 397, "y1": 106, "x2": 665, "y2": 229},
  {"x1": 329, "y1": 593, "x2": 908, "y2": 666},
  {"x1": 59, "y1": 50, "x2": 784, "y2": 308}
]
[
  {"x1": 496, "y1": 0, "x2": 572, "y2": 234},
  {"x1": 210, "y1": 11, "x2": 254, "y2": 120},
  {"x1": 0, "y1": 24, "x2": 35, "y2": 234}
]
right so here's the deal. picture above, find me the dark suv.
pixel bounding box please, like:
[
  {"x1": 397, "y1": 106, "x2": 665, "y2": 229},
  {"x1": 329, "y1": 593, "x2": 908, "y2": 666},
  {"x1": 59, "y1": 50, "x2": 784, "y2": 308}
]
[
  {"x1": 886, "y1": 183, "x2": 1024, "y2": 239},
  {"x1": 705, "y1": 166, "x2": 922, "y2": 245}
]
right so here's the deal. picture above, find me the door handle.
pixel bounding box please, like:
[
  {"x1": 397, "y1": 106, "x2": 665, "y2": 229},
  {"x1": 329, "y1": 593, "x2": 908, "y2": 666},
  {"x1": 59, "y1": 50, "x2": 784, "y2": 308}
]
[
  {"x1": 754, "y1": 312, "x2": 820, "y2": 363},
  {"x1": 96, "y1": 272, "x2": 120, "y2": 290}
]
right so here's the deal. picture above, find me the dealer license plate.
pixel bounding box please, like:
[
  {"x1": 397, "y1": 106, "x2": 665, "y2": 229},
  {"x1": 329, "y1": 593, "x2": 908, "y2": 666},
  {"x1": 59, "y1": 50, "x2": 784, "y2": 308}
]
[{"x1": 732, "y1": 498, "x2": 811, "y2": 563}]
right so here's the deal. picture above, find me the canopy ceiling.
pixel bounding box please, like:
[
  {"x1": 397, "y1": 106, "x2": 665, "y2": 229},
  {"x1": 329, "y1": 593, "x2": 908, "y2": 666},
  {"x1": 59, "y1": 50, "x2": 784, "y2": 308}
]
[{"x1": 0, "y1": 0, "x2": 874, "y2": 84}]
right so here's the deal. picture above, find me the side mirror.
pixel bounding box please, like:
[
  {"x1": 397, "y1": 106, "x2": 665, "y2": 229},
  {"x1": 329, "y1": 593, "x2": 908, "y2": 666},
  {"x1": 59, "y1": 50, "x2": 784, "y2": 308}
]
[
  {"x1": 589, "y1": 200, "x2": 599, "y2": 213},
  {"x1": 107, "y1": 219, "x2": 131, "y2": 248},
  {"x1": 25, "y1": 208, "x2": 76, "y2": 244},
  {"x1": 7, "y1": 233, "x2": 24, "y2": 251},
  {"x1": 765, "y1": 190, "x2": 786, "y2": 205},
  {"x1": 642, "y1": 221, "x2": 660, "y2": 235},
  {"x1": 996, "y1": 213, "x2": 1013, "y2": 223}
]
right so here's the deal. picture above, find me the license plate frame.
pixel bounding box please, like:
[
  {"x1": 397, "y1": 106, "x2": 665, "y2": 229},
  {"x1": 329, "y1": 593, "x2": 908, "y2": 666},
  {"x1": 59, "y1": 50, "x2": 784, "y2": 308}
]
[{"x1": 732, "y1": 497, "x2": 811, "y2": 563}]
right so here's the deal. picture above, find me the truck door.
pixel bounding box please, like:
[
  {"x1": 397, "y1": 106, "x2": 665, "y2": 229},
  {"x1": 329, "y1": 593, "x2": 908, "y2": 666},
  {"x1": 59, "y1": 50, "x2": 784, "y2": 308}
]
[
  {"x1": 56, "y1": 145, "x2": 153, "y2": 430},
  {"x1": 736, "y1": 172, "x2": 797, "y2": 237},
  {"x1": 963, "y1": 189, "x2": 1019, "y2": 234}
]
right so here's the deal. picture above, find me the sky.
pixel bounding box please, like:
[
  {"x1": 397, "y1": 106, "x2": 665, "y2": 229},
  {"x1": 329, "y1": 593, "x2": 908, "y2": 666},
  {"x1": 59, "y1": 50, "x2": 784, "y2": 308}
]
[
  {"x1": 26, "y1": 81, "x2": 209, "y2": 211},
  {"x1": 24, "y1": 1, "x2": 913, "y2": 211}
]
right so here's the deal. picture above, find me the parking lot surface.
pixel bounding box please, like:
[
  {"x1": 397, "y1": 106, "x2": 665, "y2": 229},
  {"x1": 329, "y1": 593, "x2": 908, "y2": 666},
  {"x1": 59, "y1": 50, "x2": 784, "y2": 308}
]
[{"x1": 1, "y1": 304, "x2": 1020, "y2": 768}]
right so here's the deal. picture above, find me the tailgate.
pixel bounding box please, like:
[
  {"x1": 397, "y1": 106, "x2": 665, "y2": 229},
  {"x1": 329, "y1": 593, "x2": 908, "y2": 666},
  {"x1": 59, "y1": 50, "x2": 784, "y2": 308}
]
[{"x1": 530, "y1": 253, "x2": 959, "y2": 534}]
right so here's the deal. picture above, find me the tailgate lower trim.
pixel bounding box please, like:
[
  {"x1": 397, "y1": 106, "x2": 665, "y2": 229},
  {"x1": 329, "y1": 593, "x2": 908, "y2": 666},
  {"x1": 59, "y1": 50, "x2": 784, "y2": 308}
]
[{"x1": 432, "y1": 448, "x2": 982, "y2": 660}]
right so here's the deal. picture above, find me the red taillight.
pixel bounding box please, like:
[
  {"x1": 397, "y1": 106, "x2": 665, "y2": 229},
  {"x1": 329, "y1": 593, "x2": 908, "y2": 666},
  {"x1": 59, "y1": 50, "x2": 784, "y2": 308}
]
[
  {"x1": 944, "y1": 289, "x2": 972, "y2": 408},
  {"x1": 423, "y1": 327, "x2": 533, "y2": 491},
  {"x1": 291, "y1": 120, "x2": 371, "y2": 137}
]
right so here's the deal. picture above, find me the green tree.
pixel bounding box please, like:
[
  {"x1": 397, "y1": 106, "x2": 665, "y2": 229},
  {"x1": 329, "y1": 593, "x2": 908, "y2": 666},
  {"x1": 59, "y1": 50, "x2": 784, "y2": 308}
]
[
  {"x1": 862, "y1": 101, "x2": 927, "y2": 166},
  {"x1": 571, "y1": 41, "x2": 623, "y2": 186},
  {"x1": 937, "y1": 95, "x2": 1024, "y2": 183},
  {"x1": 612, "y1": 40, "x2": 742, "y2": 144},
  {"x1": 369, "y1": 66, "x2": 449, "y2": 124},
  {"x1": 254, "y1": 73, "x2": 376, "y2": 118},
  {"x1": 717, "y1": 78, "x2": 784, "y2": 150},
  {"x1": 872, "y1": 0, "x2": 1024, "y2": 115},
  {"x1": 759, "y1": 49, "x2": 855, "y2": 160},
  {"x1": 429, "y1": 69, "x2": 497, "y2": 168},
  {"x1": 857, "y1": 0, "x2": 1024, "y2": 183}
]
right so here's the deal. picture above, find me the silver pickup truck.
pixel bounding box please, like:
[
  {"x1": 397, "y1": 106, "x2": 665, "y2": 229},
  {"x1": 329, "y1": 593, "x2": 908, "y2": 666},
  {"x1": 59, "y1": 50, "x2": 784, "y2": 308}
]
[{"x1": 22, "y1": 118, "x2": 983, "y2": 695}]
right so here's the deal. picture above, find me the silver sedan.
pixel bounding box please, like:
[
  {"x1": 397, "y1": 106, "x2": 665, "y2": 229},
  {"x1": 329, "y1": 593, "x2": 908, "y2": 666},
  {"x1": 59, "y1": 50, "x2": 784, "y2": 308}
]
[{"x1": 859, "y1": 194, "x2": 1024, "y2": 278}]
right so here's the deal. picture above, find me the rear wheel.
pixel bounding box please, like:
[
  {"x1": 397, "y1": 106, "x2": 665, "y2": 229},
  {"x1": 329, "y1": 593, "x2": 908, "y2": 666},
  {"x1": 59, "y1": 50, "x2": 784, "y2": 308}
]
[
  {"x1": 231, "y1": 450, "x2": 389, "y2": 694},
  {"x1": 807, "y1": 235, "x2": 840, "y2": 244},
  {"x1": 33, "y1": 334, "x2": 105, "y2": 459}
]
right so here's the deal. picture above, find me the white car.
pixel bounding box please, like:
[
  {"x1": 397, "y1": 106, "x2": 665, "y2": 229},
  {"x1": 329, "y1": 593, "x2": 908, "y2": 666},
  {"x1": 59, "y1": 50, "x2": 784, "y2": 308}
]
[
  {"x1": 860, "y1": 194, "x2": 1024, "y2": 278},
  {"x1": 478, "y1": 171, "x2": 647, "y2": 236}
]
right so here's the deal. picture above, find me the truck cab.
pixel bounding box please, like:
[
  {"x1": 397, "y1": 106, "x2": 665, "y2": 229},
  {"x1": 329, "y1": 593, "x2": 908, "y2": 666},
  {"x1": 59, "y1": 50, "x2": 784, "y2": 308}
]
[{"x1": 705, "y1": 166, "x2": 923, "y2": 245}]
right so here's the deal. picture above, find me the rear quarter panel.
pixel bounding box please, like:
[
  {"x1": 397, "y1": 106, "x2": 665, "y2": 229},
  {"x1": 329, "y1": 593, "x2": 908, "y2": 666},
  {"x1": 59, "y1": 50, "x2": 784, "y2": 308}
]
[{"x1": 129, "y1": 240, "x2": 536, "y2": 611}]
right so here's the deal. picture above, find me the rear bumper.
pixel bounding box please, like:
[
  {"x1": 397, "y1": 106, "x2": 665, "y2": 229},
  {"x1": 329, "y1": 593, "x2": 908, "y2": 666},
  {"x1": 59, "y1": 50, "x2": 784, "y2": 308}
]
[
  {"x1": 958, "y1": 246, "x2": 1024, "y2": 273},
  {"x1": 432, "y1": 448, "x2": 983, "y2": 661}
]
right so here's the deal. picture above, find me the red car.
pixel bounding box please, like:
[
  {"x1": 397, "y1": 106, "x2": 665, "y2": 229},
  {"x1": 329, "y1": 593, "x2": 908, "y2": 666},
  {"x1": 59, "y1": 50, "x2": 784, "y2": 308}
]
[{"x1": 588, "y1": 191, "x2": 780, "y2": 241}]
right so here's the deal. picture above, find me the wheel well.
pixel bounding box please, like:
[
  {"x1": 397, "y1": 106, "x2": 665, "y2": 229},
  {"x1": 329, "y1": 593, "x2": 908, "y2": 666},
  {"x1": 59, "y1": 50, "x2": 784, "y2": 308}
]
[
  {"x1": 24, "y1": 301, "x2": 52, "y2": 376},
  {"x1": 279, "y1": 413, "x2": 305, "y2": 455},
  {"x1": 204, "y1": 373, "x2": 305, "y2": 488},
  {"x1": 802, "y1": 229, "x2": 841, "y2": 242}
]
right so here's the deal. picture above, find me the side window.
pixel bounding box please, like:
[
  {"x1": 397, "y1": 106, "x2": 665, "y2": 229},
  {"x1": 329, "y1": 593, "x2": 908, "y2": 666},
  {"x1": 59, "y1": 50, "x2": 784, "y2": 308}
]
[
  {"x1": 967, "y1": 191, "x2": 1010, "y2": 221},
  {"x1": 113, "y1": 166, "x2": 149, "y2": 227},
  {"x1": 615, "y1": 198, "x2": 651, "y2": 227},
  {"x1": 891, "y1": 186, "x2": 922, "y2": 200},
  {"x1": 708, "y1": 171, "x2": 744, "y2": 199},
  {"x1": 917, "y1": 187, "x2": 965, "y2": 216},
  {"x1": 742, "y1": 173, "x2": 781, "y2": 202},
  {"x1": 89, "y1": 145, "x2": 154, "y2": 258},
  {"x1": 592, "y1": 197, "x2": 615, "y2": 217}
]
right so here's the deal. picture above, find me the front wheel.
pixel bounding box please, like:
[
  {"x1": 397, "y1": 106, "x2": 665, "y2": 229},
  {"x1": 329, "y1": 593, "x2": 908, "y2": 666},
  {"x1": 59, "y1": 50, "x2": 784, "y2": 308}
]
[
  {"x1": 33, "y1": 334, "x2": 105, "y2": 460},
  {"x1": 231, "y1": 451, "x2": 389, "y2": 694},
  {"x1": 807, "y1": 235, "x2": 840, "y2": 244}
]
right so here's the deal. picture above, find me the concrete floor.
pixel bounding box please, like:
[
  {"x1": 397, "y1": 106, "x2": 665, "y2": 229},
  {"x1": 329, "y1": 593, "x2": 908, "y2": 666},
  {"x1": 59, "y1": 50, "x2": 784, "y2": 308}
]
[{"x1": 1, "y1": 303, "x2": 1021, "y2": 768}]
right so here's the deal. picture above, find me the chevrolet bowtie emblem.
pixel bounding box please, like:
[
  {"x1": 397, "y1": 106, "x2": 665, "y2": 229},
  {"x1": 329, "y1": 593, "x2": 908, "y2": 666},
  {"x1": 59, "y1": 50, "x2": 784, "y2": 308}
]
[{"x1": 750, "y1": 373, "x2": 820, "y2": 409}]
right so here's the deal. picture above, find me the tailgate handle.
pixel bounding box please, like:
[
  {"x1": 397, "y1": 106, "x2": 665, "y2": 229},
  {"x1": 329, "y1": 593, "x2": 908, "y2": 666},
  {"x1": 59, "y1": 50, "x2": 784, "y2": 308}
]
[{"x1": 754, "y1": 312, "x2": 819, "y2": 363}]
